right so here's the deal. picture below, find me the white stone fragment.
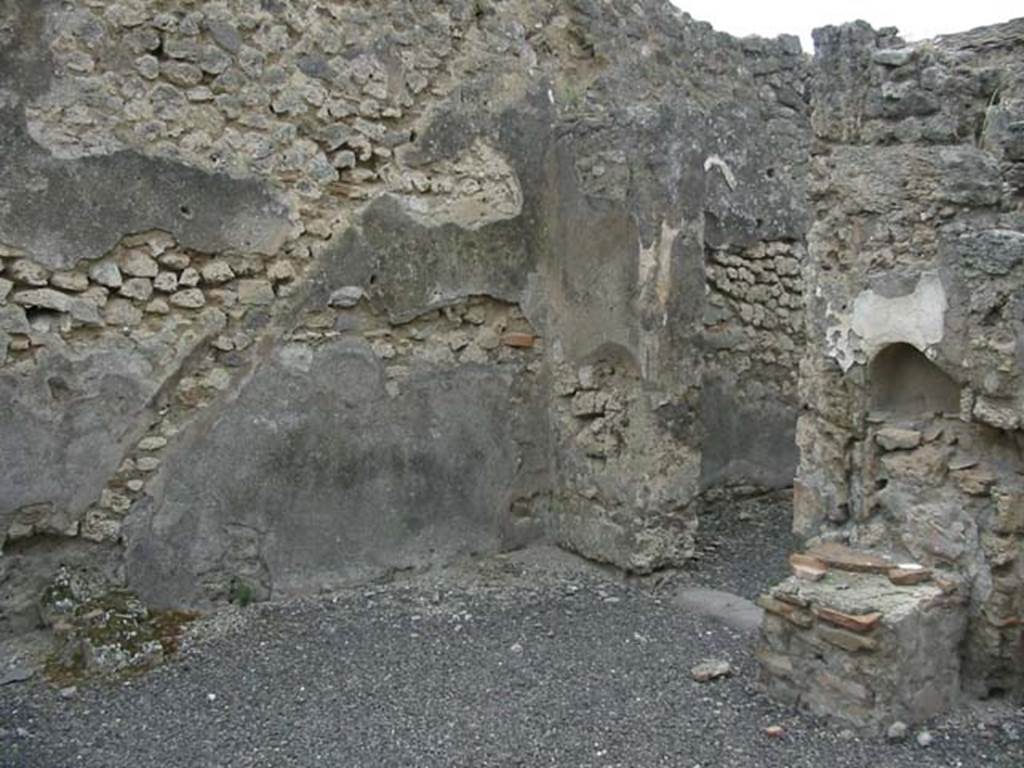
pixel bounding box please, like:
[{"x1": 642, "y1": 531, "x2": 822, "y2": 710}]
[{"x1": 328, "y1": 285, "x2": 363, "y2": 308}]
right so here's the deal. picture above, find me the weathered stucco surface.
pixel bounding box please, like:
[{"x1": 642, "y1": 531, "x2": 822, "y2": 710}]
[
  {"x1": 789, "y1": 18, "x2": 1024, "y2": 710},
  {"x1": 0, "y1": 0, "x2": 811, "y2": 630},
  {"x1": 0, "y1": 0, "x2": 1021, "y2": 723}
]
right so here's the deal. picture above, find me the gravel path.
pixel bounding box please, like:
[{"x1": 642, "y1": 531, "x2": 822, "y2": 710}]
[
  {"x1": 675, "y1": 491, "x2": 803, "y2": 600},
  {"x1": 2, "y1": 542, "x2": 1021, "y2": 768}
]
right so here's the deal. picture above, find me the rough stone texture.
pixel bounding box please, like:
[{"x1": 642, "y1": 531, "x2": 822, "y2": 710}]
[
  {"x1": 127, "y1": 302, "x2": 550, "y2": 608},
  {"x1": 0, "y1": 0, "x2": 1020, "y2": 727},
  {"x1": 758, "y1": 571, "x2": 967, "y2": 729},
  {"x1": 793, "y1": 19, "x2": 1024, "y2": 705},
  {"x1": 0, "y1": 0, "x2": 815, "y2": 635},
  {"x1": 700, "y1": 239, "x2": 806, "y2": 492},
  {"x1": 0, "y1": 4, "x2": 291, "y2": 270},
  {"x1": 4, "y1": 557, "x2": 1023, "y2": 767}
]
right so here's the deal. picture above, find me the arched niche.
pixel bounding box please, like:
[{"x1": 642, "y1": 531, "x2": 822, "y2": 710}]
[{"x1": 869, "y1": 343, "x2": 961, "y2": 417}]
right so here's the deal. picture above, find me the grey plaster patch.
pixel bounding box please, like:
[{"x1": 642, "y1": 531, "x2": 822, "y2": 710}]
[
  {"x1": 671, "y1": 587, "x2": 764, "y2": 632},
  {"x1": 699, "y1": 379, "x2": 799, "y2": 491},
  {"x1": 318, "y1": 195, "x2": 533, "y2": 325},
  {"x1": 0, "y1": 110, "x2": 291, "y2": 269},
  {"x1": 125, "y1": 339, "x2": 550, "y2": 609},
  {"x1": 0, "y1": 342, "x2": 155, "y2": 539}
]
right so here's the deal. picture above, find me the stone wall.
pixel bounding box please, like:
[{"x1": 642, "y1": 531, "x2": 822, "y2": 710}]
[
  {"x1": 0, "y1": 0, "x2": 811, "y2": 633},
  {"x1": 3, "y1": 0, "x2": 1021, "y2": 719},
  {"x1": 759, "y1": 565, "x2": 967, "y2": 728},
  {"x1": 700, "y1": 238, "x2": 805, "y2": 492},
  {"x1": 795, "y1": 19, "x2": 1024, "y2": 699}
]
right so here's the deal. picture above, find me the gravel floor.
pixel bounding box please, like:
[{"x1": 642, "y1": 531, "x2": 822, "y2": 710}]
[
  {"x1": 1, "y1": 506, "x2": 1022, "y2": 768},
  {"x1": 672, "y1": 491, "x2": 802, "y2": 600}
]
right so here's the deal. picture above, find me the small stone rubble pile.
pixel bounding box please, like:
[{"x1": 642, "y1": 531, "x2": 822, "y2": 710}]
[{"x1": 40, "y1": 567, "x2": 194, "y2": 680}]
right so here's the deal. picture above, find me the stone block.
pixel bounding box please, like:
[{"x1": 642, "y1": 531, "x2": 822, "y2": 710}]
[
  {"x1": 13, "y1": 289, "x2": 101, "y2": 325},
  {"x1": 758, "y1": 571, "x2": 967, "y2": 729},
  {"x1": 266, "y1": 260, "x2": 295, "y2": 283},
  {"x1": 792, "y1": 480, "x2": 825, "y2": 537},
  {"x1": 119, "y1": 278, "x2": 153, "y2": 302},
  {"x1": 179, "y1": 268, "x2": 200, "y2": 287},
  {"x1": 992, "y1": 492, "x2": 1024, "y2": 535},
  {"x1": 874, "y1": 427, "x2": 921, "y2": 451},
  {"x1": 169, "y1": 289, "x2": 206, "y2": 309},
  {"x1": 201, "y1": 260, "x2": 235, "y2": 285},
  {"x1": 9, "y1": 259, "x2": 49, "y2": 286},
  {"x1": 50, "y1": 271, "x2": 89, "y2": 292},
  {"x1": 153, "y1": 272, "x2": 179, "y2": 293},
  {"x1": 814, "y1": 606, "x2": 882, "y2": 633},
  {"x1": 789, "y1": 553, "x2": 827, "y2": 581},
  {"x1": 756, "y1": 648, "x2": 794, "y2": 678},
  {"x1": 117, "y1": 250, "x2": 159, "y2": 278},
  {"x1": 89, "y1": 261, "x2": 123, "y2": 288},
  {"x1": 571, "y1": 391, "x2": 607, "y2": 418},
  {"x1": 501, "y1": 332, "x2": 535, "y2": 348},
  {"x1": 757, "y1": 594, "x2": 814, "y2": 628},
  {"x1": 872, "y1": 48, "x2": 915, "y2": 67},
  {"x1": 237, "y1": 279, "x2": 274, "y2": 305},
  {"x1": 13, "y1": 288, "x2": 70, "y2": 313},
  {"x1": 816, "y1": 624, "x2": 879, "y2": 652},
  {"x1": 806, "y1": 543, "x2": 893, "y2": 574},
  {"x1": 888, "y1": 565, "x2": 932, "y2": 586},
  {"x1": 328, "y1": 286, "x2": 363, "y2": 308}
]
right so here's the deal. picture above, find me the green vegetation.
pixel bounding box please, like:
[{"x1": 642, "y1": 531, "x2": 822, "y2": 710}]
[{"x1": 230, "y1": 579, "x2": 255, "y2": 608}]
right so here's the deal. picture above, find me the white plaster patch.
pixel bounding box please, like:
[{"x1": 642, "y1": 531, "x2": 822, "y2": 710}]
[
  {"x1": 637, "y1": 219, "x2": 678, "y2": 311},
  {"x1": 703, "y1": 155, "x2": 737, "y2": 191},
  {"x1": 826, "y1": 273, "x2": 947, "y2": 371},
  {"x1": 636, "y1": 219, "x2": 680, "y2": 379},
  {"x1": 824, "y1": 308, "x2": 858, "y2": 372}
]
